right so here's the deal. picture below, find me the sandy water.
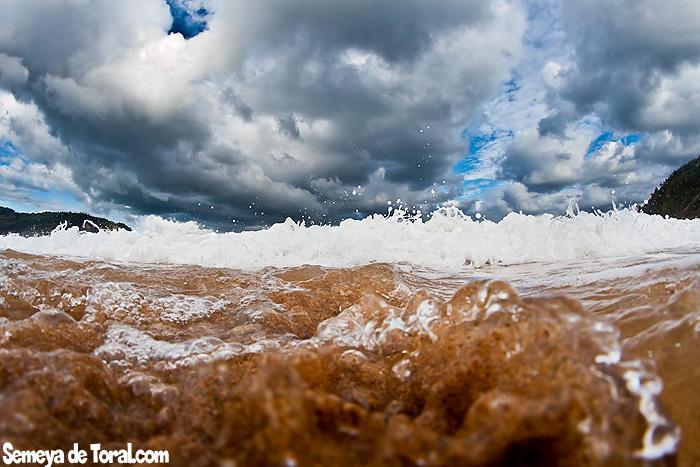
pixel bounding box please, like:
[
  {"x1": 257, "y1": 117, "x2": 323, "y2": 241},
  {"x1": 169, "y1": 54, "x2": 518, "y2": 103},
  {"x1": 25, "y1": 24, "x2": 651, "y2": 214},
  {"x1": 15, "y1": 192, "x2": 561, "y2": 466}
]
[{"x1": 0, "y1": 246, "x2": 698, "y2": 466}]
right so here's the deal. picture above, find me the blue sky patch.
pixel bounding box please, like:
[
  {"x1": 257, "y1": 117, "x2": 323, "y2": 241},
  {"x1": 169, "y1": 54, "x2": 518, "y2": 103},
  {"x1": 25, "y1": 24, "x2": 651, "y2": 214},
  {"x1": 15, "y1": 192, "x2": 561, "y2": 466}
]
[
  {"x1": 585, "y1": 131, "x2": 642, "y2": 158},
  {"x1": 452, "y1": 131, "x2": 501, "y2": 174},
  {"x1": 452, "y1": 128, "x2": 515, "y2": 177},
  {"x1": 467, "y1": 132, "x2": 498, "y2": 155},
  {"x1": 454, "y1": 178, "x2": 505, "y2": 202},
  {"x1": 460, "y1": 178, "x2": 504, "y2": 199},
  {"x1": 619, "y1": 133, "x2": 641, "y2": 146},
  {"x1": 585, "y1": 131, "x2": 614, "y2": 157},
  {"x1": 1, "y1": 189, "x2": 82, "y2": 214},
  {"x1": 166, "y1": 0, "x2": 208, "y2": 39},
  {"x1": 453, "y1": 153, "x2": 480, "y2": 174},
  {"x1": 0, "y1": 140, "x2": 19, "y2": 166}
]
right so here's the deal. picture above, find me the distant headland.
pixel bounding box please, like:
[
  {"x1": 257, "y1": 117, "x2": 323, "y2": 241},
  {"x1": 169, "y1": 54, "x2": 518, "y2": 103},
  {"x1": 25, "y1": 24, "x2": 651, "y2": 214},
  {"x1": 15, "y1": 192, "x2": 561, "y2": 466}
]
[
  {"x1": 643, "y1": 156, "x2": 700, "y2": 220},
  {"x1": 0, "y1": 206, "x2": 131, "y2": 236}
]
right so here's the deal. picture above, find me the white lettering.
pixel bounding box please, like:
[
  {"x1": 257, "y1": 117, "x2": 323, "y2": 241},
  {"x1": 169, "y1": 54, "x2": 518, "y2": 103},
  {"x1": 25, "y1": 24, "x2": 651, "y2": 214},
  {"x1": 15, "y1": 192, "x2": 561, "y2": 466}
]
[
  {"x1": 3, "y1": 442, "x2": 14, "y2": 464},
  {"x1": 2, "y1": 442, "x2": 168, "y2": 465},
  {"x1": 1, "y1": 442, "x2": 64, "y2": 467}
]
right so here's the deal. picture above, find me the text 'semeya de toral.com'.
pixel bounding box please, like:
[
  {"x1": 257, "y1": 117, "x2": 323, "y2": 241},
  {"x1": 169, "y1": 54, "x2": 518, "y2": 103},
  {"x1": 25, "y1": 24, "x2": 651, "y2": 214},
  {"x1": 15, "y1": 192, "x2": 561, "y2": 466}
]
[{"x1": 3, "y1": 442, "x2": 170, "y2": 466}]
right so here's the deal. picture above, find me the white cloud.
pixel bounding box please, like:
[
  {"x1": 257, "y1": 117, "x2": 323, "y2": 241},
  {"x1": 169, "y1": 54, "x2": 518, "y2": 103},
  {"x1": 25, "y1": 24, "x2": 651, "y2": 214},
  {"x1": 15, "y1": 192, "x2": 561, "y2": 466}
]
[{"x1": 0, "y1": 0, "x2": 527, "y2": 225}]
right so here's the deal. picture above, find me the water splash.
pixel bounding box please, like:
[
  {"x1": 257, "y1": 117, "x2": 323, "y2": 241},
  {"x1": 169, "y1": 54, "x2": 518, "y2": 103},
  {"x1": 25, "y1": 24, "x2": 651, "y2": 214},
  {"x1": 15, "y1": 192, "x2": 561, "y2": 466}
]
[{"x1": 1, "y1": 208, "x2": 699, "y2": 270}]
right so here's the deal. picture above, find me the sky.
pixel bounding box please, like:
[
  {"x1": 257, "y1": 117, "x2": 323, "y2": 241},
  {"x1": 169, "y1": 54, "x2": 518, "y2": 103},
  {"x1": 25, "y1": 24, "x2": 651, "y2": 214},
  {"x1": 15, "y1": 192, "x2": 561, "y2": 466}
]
[{"x1": 1, "y1": 0, "x2": 699, "y2": 229}]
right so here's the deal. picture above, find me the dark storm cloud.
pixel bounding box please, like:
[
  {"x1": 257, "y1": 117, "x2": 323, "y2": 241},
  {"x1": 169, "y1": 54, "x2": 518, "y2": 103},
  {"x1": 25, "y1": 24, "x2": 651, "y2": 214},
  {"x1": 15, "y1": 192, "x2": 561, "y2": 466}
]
[
  {"x1": 537, "y1": 113, "x2": 567, "y2": 138},
  {"x1": 545, "y1": 0, "x2": 700, "y2": 141},
  {"x1": 276, "y1": 114, "x2": 301, "y2": 141},
  {"x1": 215, "y1": 0, "x2": 492, "y2": 63},
  {"x1": 222, "y1": 89, "x2": 254, "y2": 122},
  {"x1": 500, "y1": 144, "x2": 578, "y2": 192},
  {"x1": 0, "y1": 0, "x2": 525, "y2": 227}
]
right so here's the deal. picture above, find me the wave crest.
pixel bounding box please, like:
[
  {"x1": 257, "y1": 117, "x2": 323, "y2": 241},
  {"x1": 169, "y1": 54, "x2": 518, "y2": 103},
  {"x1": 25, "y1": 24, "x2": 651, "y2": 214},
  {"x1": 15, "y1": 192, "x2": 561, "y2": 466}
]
[{"x1": 1, "y1": 208, "x2": 699, "y2": 269}]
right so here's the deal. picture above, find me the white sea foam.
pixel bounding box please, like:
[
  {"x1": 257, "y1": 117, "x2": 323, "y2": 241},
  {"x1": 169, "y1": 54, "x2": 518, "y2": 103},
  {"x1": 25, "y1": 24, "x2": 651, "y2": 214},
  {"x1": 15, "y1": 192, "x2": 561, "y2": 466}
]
[
  {"x1": 83, "y1": 282, "x2": 229, "y2": 324},
  {"x1": 1, "y1": 208, "x2": 699, "y2": 270},
  {"x1": 94, "y1": 323, "x2": 290, "y2": 371}
]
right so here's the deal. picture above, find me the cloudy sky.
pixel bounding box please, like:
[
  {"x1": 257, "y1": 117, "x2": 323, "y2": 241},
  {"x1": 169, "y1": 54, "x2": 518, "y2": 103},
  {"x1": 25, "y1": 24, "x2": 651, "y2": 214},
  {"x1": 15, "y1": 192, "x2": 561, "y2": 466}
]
[{"x1": 1, "y1": 0, "x2": 699, "y2": 228}]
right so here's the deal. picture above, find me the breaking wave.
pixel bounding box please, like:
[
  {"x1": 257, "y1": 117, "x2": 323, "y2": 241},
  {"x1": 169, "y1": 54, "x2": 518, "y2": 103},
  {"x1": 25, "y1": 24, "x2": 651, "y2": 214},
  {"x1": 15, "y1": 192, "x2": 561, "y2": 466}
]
[{"x1": 1, "y1": 207, "x2": 699, "y2": 269}]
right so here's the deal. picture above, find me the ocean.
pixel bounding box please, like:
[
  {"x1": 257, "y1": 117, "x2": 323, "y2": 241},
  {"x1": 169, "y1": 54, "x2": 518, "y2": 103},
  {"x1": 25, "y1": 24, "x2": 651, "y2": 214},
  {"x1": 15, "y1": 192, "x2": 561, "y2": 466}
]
[{"x1": 1, "y1": 208, "x2": 699, "y2": 466}]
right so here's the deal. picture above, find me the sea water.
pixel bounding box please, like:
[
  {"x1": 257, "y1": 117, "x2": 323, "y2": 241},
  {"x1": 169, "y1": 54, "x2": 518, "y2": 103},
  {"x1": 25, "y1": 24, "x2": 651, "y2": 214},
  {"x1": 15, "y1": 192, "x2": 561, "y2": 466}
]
[{"x1": 0, "y1": 208, "x2": 698, "y2": 465}]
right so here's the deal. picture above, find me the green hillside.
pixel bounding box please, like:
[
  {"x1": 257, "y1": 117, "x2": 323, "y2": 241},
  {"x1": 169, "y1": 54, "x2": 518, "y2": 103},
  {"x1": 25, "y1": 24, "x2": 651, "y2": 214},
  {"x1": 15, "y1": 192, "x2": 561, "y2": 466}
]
[
  {"x1": 0, "y1": 206, "x2": 131, "y2": 236},
  {"x1": 643, "y1": 156, "x2": 700, "y2": 219}
]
